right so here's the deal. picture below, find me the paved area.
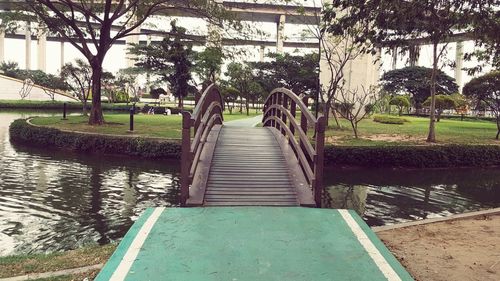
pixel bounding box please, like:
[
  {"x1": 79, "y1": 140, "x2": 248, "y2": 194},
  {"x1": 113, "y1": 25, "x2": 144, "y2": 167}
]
[
  {"x1": 223, "y1": 115, "x2": 262, "y2": 127},
  {"x1": 96, "y1": 207, "x2": 413, "y2": 281}
]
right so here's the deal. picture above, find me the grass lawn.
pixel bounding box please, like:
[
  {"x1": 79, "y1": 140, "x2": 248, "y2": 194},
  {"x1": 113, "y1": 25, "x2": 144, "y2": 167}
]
[
  {"x1": 30, "y1": 111, "x2": 261, "y2": 139},
  {"x1": 327, "y1": 115, "x2": 500, "y2": 146},
  {"x1": 0, "y1": 244, "x2": 116, "y2": 279}
]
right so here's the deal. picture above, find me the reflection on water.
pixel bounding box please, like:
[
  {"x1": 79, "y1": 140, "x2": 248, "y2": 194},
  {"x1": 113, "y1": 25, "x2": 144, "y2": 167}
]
[
  {"x1": 322, "y1": 167, "x2": 500, "y2": 226},
  {"x1": 0, "y1": 110, "x2": 180, "y2": 256}
]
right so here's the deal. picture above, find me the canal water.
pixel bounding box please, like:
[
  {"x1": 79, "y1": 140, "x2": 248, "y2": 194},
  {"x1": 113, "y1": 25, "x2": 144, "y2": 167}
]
[{"x1": 0, "y1": 110, "x2": 499, "y2": 256}]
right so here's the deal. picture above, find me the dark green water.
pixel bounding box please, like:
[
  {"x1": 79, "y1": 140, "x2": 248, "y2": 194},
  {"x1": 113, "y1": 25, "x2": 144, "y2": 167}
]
[{"x1": 0, "y1": 110, "x2": 499, "y2": 256}]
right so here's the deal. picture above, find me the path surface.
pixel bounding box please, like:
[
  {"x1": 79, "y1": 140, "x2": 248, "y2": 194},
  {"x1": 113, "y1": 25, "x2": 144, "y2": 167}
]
[
  {"x1": 223, "y1": 114, "x2": 262, "y2": 127},
  {"x1": 96, "y1": 207, "x2": 413, "y2": 281}
]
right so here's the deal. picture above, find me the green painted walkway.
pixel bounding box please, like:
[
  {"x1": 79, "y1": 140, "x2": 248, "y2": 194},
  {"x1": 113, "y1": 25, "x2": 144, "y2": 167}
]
[{"x1": 96, "y1": 207, "x2": 413, "y2": 281}]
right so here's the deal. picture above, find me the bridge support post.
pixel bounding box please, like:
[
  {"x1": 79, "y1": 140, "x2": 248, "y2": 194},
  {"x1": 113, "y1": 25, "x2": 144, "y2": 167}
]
[
  {"x1": 0, "y1": 28, "x2": 4, "y2": 64},
  {"x1": 454, "y1": 41, "x2": 464, "y2": 91},
  {"x1": 60, "y1": 41, "x2": 65, "y2": 69},
  {"x1": 37, "y1": 27, "x2": 47, "y2": 72},
  {"x1": 259, "y1": 46, "x2": 265, "y2": 62},
  {"x1": 276, "y1": 15, "x2": 286, "y2": 54},
  {"x1": 25, "y1": 22, "x2": 32, "y2": 70}
]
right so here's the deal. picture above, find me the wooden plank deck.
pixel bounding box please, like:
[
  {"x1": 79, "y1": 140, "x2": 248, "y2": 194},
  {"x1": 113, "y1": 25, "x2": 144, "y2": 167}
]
[{"x1": 204, "y1": 127, "x2": 299, "y2": 206}]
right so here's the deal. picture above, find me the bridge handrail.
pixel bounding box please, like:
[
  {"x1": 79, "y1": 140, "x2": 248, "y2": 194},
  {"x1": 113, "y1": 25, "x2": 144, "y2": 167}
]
[
  {"x1": 180, "y1": 84, "x2": 224, "y2": 206},
  {"x1": 262, "y1": 87, "x2": 325, "y2": 207}
]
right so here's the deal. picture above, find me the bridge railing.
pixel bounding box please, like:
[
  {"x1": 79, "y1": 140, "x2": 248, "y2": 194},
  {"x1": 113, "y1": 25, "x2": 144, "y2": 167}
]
[
  {"x1": 180, "y1": 84, "x2": 224, "y2": 206},
  {"x1": 262, "y1": 88, "x2": 326, "y2": 207}
]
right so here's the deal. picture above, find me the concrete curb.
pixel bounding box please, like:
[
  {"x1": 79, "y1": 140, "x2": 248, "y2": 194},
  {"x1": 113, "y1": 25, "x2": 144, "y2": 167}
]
[
  {"x1": 372, "y1": 207, "x2": 500, "y2": 233},
  {"x1": 0, "y1": 264, "x2": 103, "y2": 281}
]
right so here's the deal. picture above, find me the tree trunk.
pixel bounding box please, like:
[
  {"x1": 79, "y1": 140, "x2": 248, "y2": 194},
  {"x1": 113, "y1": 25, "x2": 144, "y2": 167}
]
[
  {"x1": 426, "y1": 43, "x2": 438, "y2": 143},
  {"x1": 239, "y1": 96, "x2": 243, "y2": 113},
  {"x1": 437, "y1": 109, "x2": 442, "y2": 122},
  {"x1": 82, "y1": 99, "x2": 88, "y2": 116},
  {"x1": 398, "y1": 107, "x2": 403, "y2": 116},
  {"x1": 351, "y1": 120, "x2": 358, "y2": 138},
  {"x1": 88, "y1": 61, "x2": 105, "y2": 125},
  {"x1": 245, "y1": 100, "x2": 249, "y2": 116},
  {"x1": 178, "y1": 95, "x2": 183, "y2": 109}
]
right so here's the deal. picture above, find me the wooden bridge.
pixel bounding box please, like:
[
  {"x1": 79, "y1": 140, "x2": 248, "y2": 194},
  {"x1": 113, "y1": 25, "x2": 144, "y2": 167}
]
[
  {"x1": 95, "y1": 84, "x2": 414, "y2": 281},
  {"x1": 180, "y1": 84, "x2": 325, "y2": 207}
]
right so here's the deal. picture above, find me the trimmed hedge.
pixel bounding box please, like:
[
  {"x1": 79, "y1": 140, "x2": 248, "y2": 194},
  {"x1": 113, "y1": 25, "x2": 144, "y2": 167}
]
[
  {"x1": 324, "y1": 145, "x2": 500, "y2": 168},
  {"x1": 373, "y1": 116, "x2": 408, "y2": 125},
  {"x1": 0, "y1": 100, "x2": 138, "y2": 111},
  {"x1": 9, "y1": 119, "x2": 181, "y2": 159}
]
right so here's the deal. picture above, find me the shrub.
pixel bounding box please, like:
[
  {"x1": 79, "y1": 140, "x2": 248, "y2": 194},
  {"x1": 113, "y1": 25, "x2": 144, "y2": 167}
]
[
  {"x1": 373, "y1": 115, "x2": 408, "y2": 124},
  {"x1": 324, "y1": 145, "x2": 500, "y2": 168},
  {"x1": 9, "y1": 119, "x2": 181, "y2": 159}
]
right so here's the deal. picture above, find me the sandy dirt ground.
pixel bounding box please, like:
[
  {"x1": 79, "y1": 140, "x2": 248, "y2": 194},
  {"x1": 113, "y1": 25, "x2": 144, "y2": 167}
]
[{"x1": 378, "y1": 214, "x2": 500, "y2": 281}]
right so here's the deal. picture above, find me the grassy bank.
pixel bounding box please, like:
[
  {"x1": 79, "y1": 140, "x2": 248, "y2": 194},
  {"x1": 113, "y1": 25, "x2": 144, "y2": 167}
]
[
  {"x1": 328, "y1": 115, "x2": 499, "y2": 146},
  {"x1": 30, "y1": 111, "x2": 261, "y2": 139},
  {"x1": 0, "y1": 244, "x2": 116, "y2": 279}
]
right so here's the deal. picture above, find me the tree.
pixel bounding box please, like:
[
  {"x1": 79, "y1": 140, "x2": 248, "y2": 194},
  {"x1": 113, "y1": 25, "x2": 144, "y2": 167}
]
[
  {"x1": 193, "y1": 46, "x2": 224, "y2": 83},
  {"x1": 23, "y1": 0, "x2": 228, "y2": 125},
  {"x1": 251, "y1": 53, "x2": 319, "y2": 96},
  {"x1": 389, "y1": 96, "x2": 411, "y2": 116},
  {"x1": 61, "y1": 59, "x2": 92, "y2": 115},
  {"x1": 101, "y1": 71, "x2": 116, "y2": 103},
  {"x1": 129, "y1": 22, "x2": 194, "y2": 108},
  {"x1": 380, "y1": 67, "x2": 459, "y2": 114},
  {"x1": 324, "y1": 0, "x2": 491, "y2": 142},
  {"x1": 334, "y1": 86, "x2": 379, "y2": 138},
  {"x1": 423, "y1": 95, "x2": 457, "y2": 122},
  {"x1": 220, "y1": 85, "x2": 240, "y2": 114},
  {"x1": 225, "y1": 62, "x2": 260, "y2": 116},
  {"x1": 463, "y1": 71, "x2": 500, "y2": 139}
]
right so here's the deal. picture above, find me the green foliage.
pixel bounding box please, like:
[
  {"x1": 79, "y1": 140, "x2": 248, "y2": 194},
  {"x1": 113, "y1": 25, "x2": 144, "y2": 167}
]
[
  {"x1": 381, "y1": 67, "x2": 458, "y2": 107},
  {"x1": 224, "y1": 62, "x2": 263, "y2": 115},
  {"x1": 60, "y1": 59, "x2": 92, "y2": 105},
  {"x1": 324, "y1": 145, "x2": 500, "y2": 168},
  {"x1": 129, "y1": 22, "x2": 194, "y2": 107},
  {"x1": 250, "y1": 52, "x2": 319, "y2": 95},
  {"x1": 463, "y1": 70, "x2": 500, "y2": 107},
  {"x1": 463, "y1": 70, "x2": 500, "y2": 139},
  {"x1": 9, "y1": 119, "x2": 181, "y2": 159},
  {"x1": 389, "y1": 96, "x2": 410, "y2": 107},
  {"x1": 373, "y1": 116, "x2": 408, "y2": 125},
  {"x1": 423, "y1": 94, "x2": 457, "y2": 109},
  {"x1": 193, "y1": 46, "x2": 224, "y2": 83}
]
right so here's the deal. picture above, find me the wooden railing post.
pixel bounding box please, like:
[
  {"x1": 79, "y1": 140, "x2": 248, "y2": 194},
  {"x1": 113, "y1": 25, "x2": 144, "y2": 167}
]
[
  {"x1": 276, "y1": 93, "x2": 282, "y2": 132},
  {"x1": 281, "y1": 95, "x2": 288, "y2": 136},
  {"x1": 180, "y1": 111, "x2": 192, "y2": 206},
  {"x1": 313, "y1": 115, "x2": 326, "y2": 207}
]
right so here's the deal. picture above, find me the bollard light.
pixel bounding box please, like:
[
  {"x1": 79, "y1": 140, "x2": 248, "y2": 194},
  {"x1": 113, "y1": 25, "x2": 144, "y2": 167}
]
[
  {"x1": 129, "y1": 106, "x2": 134, "y2": 131},
  {"x1": 62, "y1": 102, "x2": 67, "y2": 120}
]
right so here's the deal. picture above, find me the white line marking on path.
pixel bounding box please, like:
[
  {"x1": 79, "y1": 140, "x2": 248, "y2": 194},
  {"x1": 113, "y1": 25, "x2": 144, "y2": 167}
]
[
  {"x1": 110, "y1": 207, "x2": 165, "y2": 281},
  {"x1": 338, "y1": 209, "x2": 402, "y2": 281}
]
